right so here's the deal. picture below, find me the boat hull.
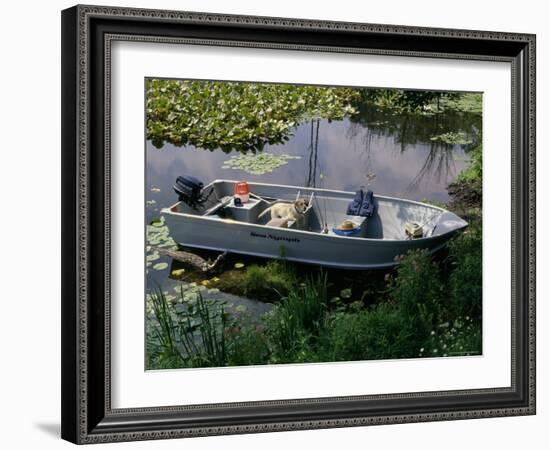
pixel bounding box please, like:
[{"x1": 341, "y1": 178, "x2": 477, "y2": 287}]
[{"x1": 161, "y1": 180, "x2": 467, "y2": 270}]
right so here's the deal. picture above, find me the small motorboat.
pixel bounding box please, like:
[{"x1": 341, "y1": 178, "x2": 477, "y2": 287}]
[{"x1": 161, "y1": 179, "x2": 468, "y2": 269}]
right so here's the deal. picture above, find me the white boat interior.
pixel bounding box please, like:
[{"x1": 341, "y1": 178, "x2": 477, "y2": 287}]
[{"x1": 166, "y1": 180, "x2": 461, "y2": 241}]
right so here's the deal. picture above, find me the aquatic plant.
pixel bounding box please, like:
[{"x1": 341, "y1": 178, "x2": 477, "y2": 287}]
[
  {"x1": 146, "y1": 289, "x2": 184, "y2": 369},
  {"x1": 243, "y1": 261, "x2": 296, "y2": 298},
  {"x1": 357, "y1": 89, "x2": 459, "y2": 115},
  {"x1": 438, "y1": 93, "x2": 483, "y2": 114},
  {"x1": 147, "y1": 287, "x2": 232, "y2": 368},
  {"x1": 222, "y1": 152, "x2": 301, "y2": 175},
  {"x1": 145, "y1": 216, "x2": 178, "y2": 270},
  {"x1": 146, "y1": 79, "x2": 359, "y2": 152},
  {"x1": 429, "y1": 131, "x2": 473, "y2": 146}
]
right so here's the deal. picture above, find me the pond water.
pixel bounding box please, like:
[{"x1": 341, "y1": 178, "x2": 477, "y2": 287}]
[{"x1": 145, "y1": 109, "x2": 472, "y2": 319}]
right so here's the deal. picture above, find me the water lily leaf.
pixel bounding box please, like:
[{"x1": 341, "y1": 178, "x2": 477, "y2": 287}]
[
  {"x1": 146, "y1": 253, "x2": 160, "y2": 262},
  {"x1": 171, "y1": 268, "x2": 185, "y2": 277},
  {"x1": 234, "y1": 262, "x2": 245, "y2": 269},
  {"x1": 153, "y1": 262, "x2": 169, "y2": 271},
  {"x1": 147, "y1": 79, "x2": 363, "y2": 152},
  {"x1": 221, "y1": 152, "x2": 301, "y2": 175}
]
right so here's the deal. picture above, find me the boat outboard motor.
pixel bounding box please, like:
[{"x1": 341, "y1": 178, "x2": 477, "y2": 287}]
[{"x1": 173, "y1": 175, "x2": 211, "y2": 208}]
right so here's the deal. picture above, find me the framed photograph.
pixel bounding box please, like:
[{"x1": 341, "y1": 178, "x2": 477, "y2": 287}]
[{"x1": 61, "y1": 4, "x2": 536, "y2": 444}]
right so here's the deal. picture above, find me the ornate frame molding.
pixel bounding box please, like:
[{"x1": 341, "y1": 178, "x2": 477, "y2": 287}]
[{"x1": 62, "y1": 5, "x2": 536, "y2": 444}]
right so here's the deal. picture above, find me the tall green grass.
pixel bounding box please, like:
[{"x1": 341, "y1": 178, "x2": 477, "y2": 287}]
[
  {"x1": 147, "y1": 244, "x2": 482, "y2": 369},
  {"x1": 147, "y1": 288, "x2": 230, "y2": 368},
  {"x1": 265, "y1": 273, "x2": 328, "y2": 362}
]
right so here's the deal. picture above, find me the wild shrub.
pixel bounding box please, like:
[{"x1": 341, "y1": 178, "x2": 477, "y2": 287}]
[
  {"x1": 225, "y1": 324, "x2": 270, "y2": 367},
  {"x1": 447, "y1": 222, "x2": 482, "y2": 320},
  {"x1": 389, "y1": 249, "x2": 442, "y2": 340}
]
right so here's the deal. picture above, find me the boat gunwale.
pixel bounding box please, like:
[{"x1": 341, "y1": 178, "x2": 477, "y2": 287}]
[{"x1": 160, "y1": 180, "x2": 467, "y2": 243}]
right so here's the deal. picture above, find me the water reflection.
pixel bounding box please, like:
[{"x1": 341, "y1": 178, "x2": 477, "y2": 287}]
[
  {"x1": 147, "y1": 118, "x2": 469, "y2": 214},
  {"x1": 146, "y1": 105, "x2": 474, "y2": 297}
]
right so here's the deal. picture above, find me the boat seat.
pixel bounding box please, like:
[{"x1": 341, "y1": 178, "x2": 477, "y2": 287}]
[{"x1": 327, "y1": 215, "x2": 368, "y2": 237}]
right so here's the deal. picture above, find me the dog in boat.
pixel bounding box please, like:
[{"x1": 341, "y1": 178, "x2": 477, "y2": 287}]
[{"x1": 258, "y1": 198, "x2": 308, "y2": 227}]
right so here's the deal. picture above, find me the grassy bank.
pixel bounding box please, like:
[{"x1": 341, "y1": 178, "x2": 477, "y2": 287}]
[{"x1": 147, "y1": 222, "x2": 482, "y2": 369}]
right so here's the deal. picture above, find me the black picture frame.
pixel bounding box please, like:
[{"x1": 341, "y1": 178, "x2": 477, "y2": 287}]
[{"x1": 61, "y1": 4, "x2": 536, "y2": 444}]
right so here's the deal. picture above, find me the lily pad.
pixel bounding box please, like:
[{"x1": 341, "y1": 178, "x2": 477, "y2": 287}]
[
  {"x1": 146, "y1": 253, "x2": 160, "y2": 262},
  {"x1": 153, "y1": 262, "x2": 169, "y2": 271},
  {"x1": 146, "y1": 79, "x2": 360, "y2": 152},
  {"x1": 171, "y1": 268, "x2": 185, "y2": 277},
  {"x1": 234, "y1": 262, "x2": 245, "y2": 269},
  {"x1": 221, "y1": 153, "x2": 301, "y2": 175}
]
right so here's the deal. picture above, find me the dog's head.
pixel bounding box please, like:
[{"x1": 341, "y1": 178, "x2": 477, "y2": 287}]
[{"x1": 294, "y1": 198, "x2": 308, "y2": 214}]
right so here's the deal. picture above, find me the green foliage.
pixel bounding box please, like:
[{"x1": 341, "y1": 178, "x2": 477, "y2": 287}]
[
  {"x1": 321, "y1": 304, "x2": 405, "y2": 361},
  {"x1": 146, "y1": 289, "x2": 184, "y2": 369},
  {"x1": 389, "y1": 249, "x2": 442, "y2": 337},
  {"x1": 146, "y1": 79, "x2": 360, "y2": 152},
  {"x1": 147, "y1": 288, "x2": 231, "y2": 368},
  {"x1": 438, "y1": 93, "x2": 483, "y2": 114},
  {"x1": 146, "y1": 233, "x2": 482, "y2": 369},
  {"x1": 447, "y1": 222, "x2": 483, "y2": 320},
  {"x1": 455, "y1": 144, "x2": 482, "y2": 184},
  {"x1": 420, "y1": 316, "x2": 482, "y2": 357},
  {"x1": 221, "y1": 152, "x2": 301, "y2": 175},
  {"x1": 429, "y1": 131, "x2": 473, "y2": 145},
  {"x1": 358, "y1": 89, "x2": 459, "y2": 114},
  {"x1": 145, "y1": 216, "x2": 177, "y2": 269},
  {"x1": 224, "y1": 324, "x2": 270, "y2": 367},
  {"x1": 265, "y1": 274, "x2": 328, "y2": 362},
  {"x1": 444, "y1": 94, "x2": 483, "y2": 208},
  {"x1": 242, "y1": 261, "x2": 296, "y2": 298}
]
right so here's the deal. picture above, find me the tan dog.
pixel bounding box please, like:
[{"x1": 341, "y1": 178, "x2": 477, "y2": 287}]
[
  {"x1": 258, "y1": 198, "x2": 308, "y2": 223},
  {"x1": 266, "y1": 217, "x2": 290, "y2": 228}
]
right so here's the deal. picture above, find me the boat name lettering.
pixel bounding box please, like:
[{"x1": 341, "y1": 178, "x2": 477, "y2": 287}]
[{"x1": 250, "y1": 231, "x2": 300, "y2": 244}]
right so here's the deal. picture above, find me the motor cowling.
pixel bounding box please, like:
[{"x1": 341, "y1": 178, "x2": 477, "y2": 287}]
[{"x1": 173, "y1": 176, "x2": 204, "y2": 206}]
